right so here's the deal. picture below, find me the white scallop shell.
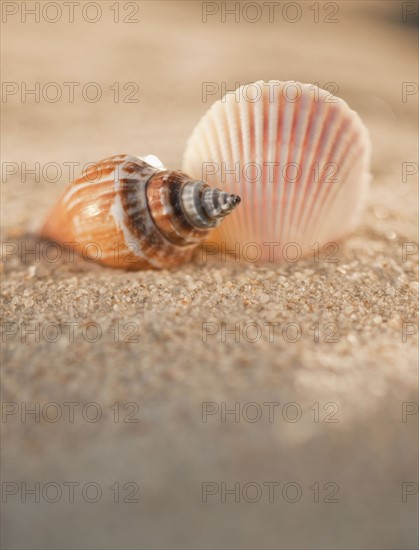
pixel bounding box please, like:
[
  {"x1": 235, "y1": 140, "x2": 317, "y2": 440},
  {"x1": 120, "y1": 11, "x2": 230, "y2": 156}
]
[{"x1": 183, "y1": 80, "x2": 371, "y2": 261}]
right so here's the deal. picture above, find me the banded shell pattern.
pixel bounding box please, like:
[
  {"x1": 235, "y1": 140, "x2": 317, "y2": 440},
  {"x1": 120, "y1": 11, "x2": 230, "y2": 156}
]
[
  {"x1": 183, "y1": 80, "x2": 371, "y2": 261},
  {"x1": 40, "y1": 155, "x2": 240, "y2": 269}
]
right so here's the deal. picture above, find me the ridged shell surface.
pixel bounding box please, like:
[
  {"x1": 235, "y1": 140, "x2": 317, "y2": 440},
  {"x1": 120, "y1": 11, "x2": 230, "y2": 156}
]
[
  {"x1": 183, "y1": 80, "x2": 371, "y2": 261},
  {"x1": 40, "y1": 154, "x2": 240, "y2": 269}
]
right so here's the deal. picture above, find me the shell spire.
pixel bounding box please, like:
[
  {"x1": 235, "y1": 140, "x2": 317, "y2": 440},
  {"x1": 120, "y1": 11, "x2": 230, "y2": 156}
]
[
  {"x1": 40, "y1": 155, "x2": 240, "y2": 270},
  {"x1": 202, "y1": 188, "x2": 241, "y2": 219},
  {"x1": 180, "y1": 181, "x2": 241, "y2": 229}
]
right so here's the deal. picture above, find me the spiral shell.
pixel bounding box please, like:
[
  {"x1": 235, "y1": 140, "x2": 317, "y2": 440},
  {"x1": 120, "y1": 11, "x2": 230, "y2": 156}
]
[
  {"x1": 183, "y1": 80, "x2": 371, "y2": 261},
  {"x1": 40, "y1": 154, "x2": 240, "y2": 269}
]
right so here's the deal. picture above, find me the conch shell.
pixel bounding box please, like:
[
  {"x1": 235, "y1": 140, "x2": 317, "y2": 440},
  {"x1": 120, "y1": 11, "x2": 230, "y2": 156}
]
[{"x1": 40, "y1": 154, "x2": 240, "y2": 269}]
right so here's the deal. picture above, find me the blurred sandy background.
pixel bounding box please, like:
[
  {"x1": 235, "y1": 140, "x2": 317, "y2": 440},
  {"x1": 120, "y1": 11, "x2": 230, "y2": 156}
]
[{"x1": 1, "y1": 1, "x2": 418, "y2": 548}]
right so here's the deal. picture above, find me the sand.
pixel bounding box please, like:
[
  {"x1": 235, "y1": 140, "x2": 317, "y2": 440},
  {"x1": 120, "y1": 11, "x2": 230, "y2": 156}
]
[{"x1": 1, "y1": 2, "x2": 418, "y2": 548}]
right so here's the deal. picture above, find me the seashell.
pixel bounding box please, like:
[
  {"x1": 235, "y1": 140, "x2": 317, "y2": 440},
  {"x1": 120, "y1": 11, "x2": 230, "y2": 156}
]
[
  {"x1": 40, "y1": 154, "x2": 240, "y2": 269},
  {"x1": 183, "y1": 80, "x2": 371, "y2": 262}
]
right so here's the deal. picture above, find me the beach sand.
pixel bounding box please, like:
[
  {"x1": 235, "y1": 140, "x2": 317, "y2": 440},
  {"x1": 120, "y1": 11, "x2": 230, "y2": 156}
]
[{"x1": 1, "y1": 2, "x2": 418, "y2": 548}]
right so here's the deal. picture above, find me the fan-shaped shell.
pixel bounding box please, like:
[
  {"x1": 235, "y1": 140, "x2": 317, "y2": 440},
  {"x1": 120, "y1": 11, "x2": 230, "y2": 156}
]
[{"x1": 183, "y1": 80, "x2": 371, "y2": 262}]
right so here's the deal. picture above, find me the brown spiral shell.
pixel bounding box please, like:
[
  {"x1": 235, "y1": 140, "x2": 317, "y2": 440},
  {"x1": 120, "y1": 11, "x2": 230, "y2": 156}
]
[{"x1": 40, "y1": 154, "x2": 240, "y2": 269}]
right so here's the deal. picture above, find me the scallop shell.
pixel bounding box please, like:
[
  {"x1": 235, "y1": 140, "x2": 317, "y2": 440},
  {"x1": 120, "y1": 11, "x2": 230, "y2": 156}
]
[
  {"x1": 40, "y1": 154, "x2": 240, "y2": 269},
  {"x1": 183, "y1": 80, "x2": 371, "y2": 261}
]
